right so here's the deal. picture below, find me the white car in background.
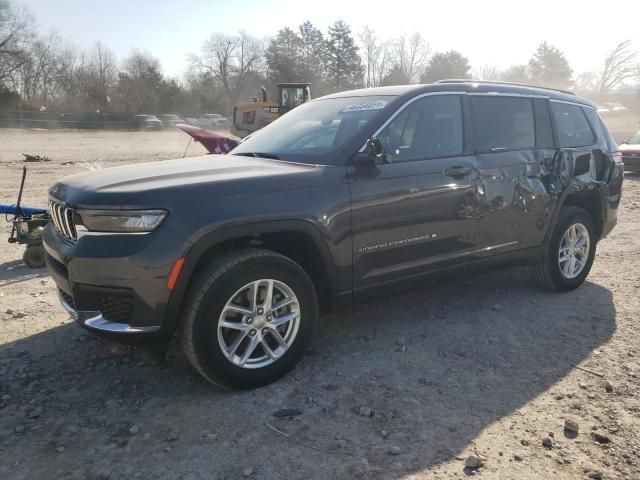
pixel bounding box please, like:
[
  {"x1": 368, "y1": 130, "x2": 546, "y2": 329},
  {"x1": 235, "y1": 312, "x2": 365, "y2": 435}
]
[
  {"x1": 597, "y1": 102, "x2": 629, "y2": 116},
  {"x1": 198, "y1": 113, "x2": 229, "y2": 129}
]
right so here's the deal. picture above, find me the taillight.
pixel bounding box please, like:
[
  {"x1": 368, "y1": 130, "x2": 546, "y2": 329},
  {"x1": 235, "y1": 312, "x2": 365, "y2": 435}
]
[{"x1": 611, "y1": 151, "x2": 623, "y2": 163}]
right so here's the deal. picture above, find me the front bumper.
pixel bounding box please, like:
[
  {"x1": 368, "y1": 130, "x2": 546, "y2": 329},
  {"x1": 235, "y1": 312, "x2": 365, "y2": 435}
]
[
  {"x1": 57, "y1": 289, "x2": 160, "y2": 334},
  {"x1": 43, "y1": 222, "x2": 189, "y2": 343}
]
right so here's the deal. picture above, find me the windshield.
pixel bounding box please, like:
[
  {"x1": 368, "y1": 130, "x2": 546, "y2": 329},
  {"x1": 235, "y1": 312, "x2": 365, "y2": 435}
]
[
  {"x1": 628, "y1": 131, "x2": 640, "y2": 145},
  {"x1": 232, "y1": 95, "x2": 395, "y2": 164}
]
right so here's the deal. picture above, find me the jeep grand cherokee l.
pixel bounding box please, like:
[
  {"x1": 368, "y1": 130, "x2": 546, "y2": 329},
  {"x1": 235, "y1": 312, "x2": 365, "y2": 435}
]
[{"x1": 44, "y1": 81, "x2": 624, "y2": 389}]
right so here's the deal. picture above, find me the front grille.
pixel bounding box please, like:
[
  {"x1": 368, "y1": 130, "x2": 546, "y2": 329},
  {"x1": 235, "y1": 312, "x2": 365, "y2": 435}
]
[
  {"x1": 98, "y1": 293, "x2": 134, "y2": 323},
  {"x1": 49, "y1": 199, "x2": 77, "y2": 242}
]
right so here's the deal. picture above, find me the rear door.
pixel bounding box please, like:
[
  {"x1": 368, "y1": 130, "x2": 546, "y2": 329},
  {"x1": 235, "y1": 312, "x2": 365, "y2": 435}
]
[
  {"x1": 468, "y1": 94, "x2": 555, "y2": 257},
  {"x1": 347, "y1": 93, "x2": 479, "y2": 289}
]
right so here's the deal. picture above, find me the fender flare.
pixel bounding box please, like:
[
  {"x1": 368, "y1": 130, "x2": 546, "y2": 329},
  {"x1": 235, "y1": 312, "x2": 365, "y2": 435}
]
[
  {"x1": 543, "y1": 183, "x2": 605, "y2": 245},
  {"x1": 161, "y1": 219, "x2": 340, "y2": 334}
]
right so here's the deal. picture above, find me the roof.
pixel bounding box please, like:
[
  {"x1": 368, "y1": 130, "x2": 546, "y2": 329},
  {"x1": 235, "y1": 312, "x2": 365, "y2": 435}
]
[{"x1": 320, "y1": 81, "x2": 594, "y2": 107}]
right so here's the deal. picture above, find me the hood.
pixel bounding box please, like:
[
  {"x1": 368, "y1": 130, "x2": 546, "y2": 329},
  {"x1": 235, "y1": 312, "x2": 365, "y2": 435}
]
[
  {"x1": 177, "y1": 123, "x2": 240, "y2": 154},
  {"x1": 49, "y1": 155, "x2": 323, "y2": 209}
]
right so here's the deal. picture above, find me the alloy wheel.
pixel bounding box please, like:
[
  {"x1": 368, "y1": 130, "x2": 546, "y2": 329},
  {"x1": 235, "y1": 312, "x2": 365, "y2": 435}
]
[
  {"x1": 558, "y1": 223, "x2": 590, "y2": 279},
  {"x1": 217, "y1": 279, "x2": 300, "y2": 369}
]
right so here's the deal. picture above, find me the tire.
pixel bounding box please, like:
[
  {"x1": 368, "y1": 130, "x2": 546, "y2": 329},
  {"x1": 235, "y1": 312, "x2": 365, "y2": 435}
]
[
  {"x1": 533, "y1": 206, "x2": 596, "y2": 291},
  {"x1": 23, "y1": 244, "x2": 45, "y2": 269},
  {"x1": 180, "y1": 249, "x2": 318, "y2": 389}
]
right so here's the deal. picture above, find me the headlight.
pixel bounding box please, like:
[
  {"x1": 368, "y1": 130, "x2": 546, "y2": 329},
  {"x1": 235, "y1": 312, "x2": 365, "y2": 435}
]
[{"x1": 77, "y1": 209, "x2": 167, "y2": 233}]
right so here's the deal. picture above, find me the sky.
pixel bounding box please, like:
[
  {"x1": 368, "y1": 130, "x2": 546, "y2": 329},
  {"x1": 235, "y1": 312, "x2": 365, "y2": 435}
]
[{"x1": 20, "y1": 0, "x2": 640, "y2": 79}]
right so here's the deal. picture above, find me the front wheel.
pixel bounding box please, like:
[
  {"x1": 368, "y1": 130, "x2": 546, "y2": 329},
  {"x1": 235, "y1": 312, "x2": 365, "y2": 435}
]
[
  {"x1": 180, "y1": 249, "x2": 318, "y2": 389},
  {"x1": 533, "y1": 206, "x2": 596, "y2": 291}
]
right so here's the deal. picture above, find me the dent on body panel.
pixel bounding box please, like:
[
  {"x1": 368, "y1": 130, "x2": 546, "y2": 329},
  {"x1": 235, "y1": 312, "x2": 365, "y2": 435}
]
[
  {"x1": 468, "y1": 151, "x2": 546, "y2": 219},
  {"x1": 548, "y1": 148, "x2": 610, "y2": 196}
]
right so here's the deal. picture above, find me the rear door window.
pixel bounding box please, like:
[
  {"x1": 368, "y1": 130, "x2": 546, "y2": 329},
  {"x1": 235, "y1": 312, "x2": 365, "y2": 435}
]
[
  {"x1": 473, "y1": 96, "x2": 535, "y2": 152},
  {"x1": 551, "y1": 102, "x2": 595, "y2": 148},
  {"x1": 376, "y1": 94, "x2": 463, "y2": 162}
]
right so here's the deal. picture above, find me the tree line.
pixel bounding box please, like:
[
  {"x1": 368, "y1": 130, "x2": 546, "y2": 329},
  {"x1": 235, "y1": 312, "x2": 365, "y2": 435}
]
[{"x1": 1, "y1": 0, "x2": 638, "y2": 116}]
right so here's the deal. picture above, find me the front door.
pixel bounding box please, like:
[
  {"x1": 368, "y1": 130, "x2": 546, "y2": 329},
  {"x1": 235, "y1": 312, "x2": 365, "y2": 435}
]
[{"x1": 347, "y1": 93, "x2": 479, "y2": 289}]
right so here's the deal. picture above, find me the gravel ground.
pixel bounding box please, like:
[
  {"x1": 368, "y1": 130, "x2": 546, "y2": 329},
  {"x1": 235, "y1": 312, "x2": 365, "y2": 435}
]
[{"x1": 0, "y1": 125, "x2": 639, "y2": 480}]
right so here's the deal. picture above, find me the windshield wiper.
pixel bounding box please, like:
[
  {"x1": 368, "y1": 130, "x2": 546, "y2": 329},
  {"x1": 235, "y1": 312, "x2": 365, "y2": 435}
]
[{"x1": 234, "y1": 152, "x2": 280, "y2": 160}]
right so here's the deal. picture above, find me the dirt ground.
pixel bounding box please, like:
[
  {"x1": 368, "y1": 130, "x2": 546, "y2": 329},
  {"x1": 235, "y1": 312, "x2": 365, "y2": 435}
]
[{"x1": 1, "y1": 123, "x2": 639, "y2": 480}]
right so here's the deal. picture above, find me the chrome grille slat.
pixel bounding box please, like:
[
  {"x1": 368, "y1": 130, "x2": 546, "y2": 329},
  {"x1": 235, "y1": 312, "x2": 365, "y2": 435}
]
[
  {"x1": 49, "y1": 198, "x2": 77, "y2": 242},
  {"x1": 67, "y1": 209, "x2": 77, "y2": 238},
  {"x1": 62, "y1": 205, "x2": 72, "y2": 237}
]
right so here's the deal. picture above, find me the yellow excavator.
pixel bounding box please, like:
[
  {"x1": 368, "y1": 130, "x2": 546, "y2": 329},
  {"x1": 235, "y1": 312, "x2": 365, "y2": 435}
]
[{"x1": 231, "y1": 83, "x2": 311, "y2": 138}]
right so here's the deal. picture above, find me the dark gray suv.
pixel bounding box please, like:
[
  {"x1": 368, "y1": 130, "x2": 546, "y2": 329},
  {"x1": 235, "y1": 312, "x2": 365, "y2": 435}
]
[{"x1": 44, "y1": 81, "x2": 624, "y2": 389}]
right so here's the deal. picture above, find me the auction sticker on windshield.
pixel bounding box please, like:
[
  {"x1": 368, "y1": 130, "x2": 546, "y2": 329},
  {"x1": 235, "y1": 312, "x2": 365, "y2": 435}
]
[{"x1": 341, "y1": 100, "x2": 387, "y2": 113}]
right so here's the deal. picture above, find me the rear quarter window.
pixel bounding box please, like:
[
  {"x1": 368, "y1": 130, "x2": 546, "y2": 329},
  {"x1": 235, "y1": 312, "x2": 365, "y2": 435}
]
[
  {"x1": 473, "y1": 96, "x2": 535, "y2": 152},
  {"x1": 583, "y1": 107, "x2": 618, "y2": 153},
  {"x1": 551, "y1": 102, "x2": 595, "y2": 148}
]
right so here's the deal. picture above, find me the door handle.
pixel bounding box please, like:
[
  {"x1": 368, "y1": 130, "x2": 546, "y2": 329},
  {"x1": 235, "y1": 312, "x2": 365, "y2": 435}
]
[{"x1": 444, "y1": 165, "x2": 472, "y2": 177}]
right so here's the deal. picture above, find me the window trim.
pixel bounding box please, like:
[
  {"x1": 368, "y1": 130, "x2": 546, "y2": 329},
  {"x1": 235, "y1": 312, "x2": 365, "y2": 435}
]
[
  {"x1": 370, "y1": 94, "x2": 467, "y2": 163},
  {"x1": 549, "y1": 99, "x2": 597, "y2": 149},
  {"x1": 357, "y1": 90, "x2": 597, "y2": 159},
  {"x1": 358, "y1": 91, "x2": 466, "y2": 154},
  {"x1": 470, "y1": 94, "x2": 537, "y2": 154}
]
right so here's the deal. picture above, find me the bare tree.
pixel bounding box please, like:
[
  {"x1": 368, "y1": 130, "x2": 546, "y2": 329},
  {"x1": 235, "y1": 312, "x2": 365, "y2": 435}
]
[
  {"x1": 359, "y1": 26, "x2": 380, "y2": 88},
  {"x1": 15, "y1": 32, "x2": 61, "y2": 107},
  {"x1": 474, "y1": 65, "x2": 501, "y2": 81},
  {"x1": 394, "y1": 33, "x2": 430, "y2": 83},
  {"x1": 54, "y1": 43, "x2": 96, "y2": 111},
  {"x1": 118, "y1": 49, "x2": 164, "y2": 112},
  {"x1": 0, "y1": 0, "x2": 31, "y2": 85},
  {"x1": 191, "y1": 31, "x2": 263, "y2": 103},
  {"x1": 500, "y1": 65, "x2": 529, "y2": 84},
  {"x1": 376, "y1": 40, "x2": 393, "y2": 87},
  {"x1": 85, "y1": 41, "x2": 117, "y2": 111},
  {"x1": 573, "y1": 71, "x2": 598, "y2": 94},
  {"x1": 597, "y1": 40, "x2": 638, "y2": 94}
]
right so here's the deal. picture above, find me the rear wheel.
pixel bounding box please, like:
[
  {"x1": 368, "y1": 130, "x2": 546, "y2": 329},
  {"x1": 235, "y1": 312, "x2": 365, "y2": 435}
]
[
  {"x1": 533, "y1": 206, "x2": 596, "y2": 291},
  {"x1": 180, "y1": 249, "x2": 318, "y2": 389}
]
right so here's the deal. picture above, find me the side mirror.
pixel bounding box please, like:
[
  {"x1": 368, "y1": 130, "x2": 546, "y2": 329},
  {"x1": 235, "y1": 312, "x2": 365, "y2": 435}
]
[{"x1": 353, "y1": 137, "x2": 389, "y2": 167}]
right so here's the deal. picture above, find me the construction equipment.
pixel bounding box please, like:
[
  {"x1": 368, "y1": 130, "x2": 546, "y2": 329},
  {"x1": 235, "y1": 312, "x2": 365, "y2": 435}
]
[
  {"x1": 231, "y1": 83, "x2": 311, "y2": 138},
  {"x1": 1, "y1": 167, "x2": 50, "y2": 268}
]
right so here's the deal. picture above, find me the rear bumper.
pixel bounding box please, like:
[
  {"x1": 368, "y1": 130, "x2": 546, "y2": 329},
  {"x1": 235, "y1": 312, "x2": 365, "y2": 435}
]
[
  {"x1": 43, "y1": 222, "x2": 189, "y2": 343},
  {"x1": 601, "y1": 163, "x2": 624, "y2": 238}
]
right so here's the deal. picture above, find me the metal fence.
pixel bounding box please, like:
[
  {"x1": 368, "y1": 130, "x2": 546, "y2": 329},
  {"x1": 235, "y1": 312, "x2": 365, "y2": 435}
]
[{"x1": 0, "y1": 110, "x2": 136, "y2": 129}]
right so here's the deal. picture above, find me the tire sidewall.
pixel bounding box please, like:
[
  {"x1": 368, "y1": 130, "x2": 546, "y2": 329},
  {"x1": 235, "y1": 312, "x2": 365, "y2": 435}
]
[
  {"x1": 188, "y1": 254, "x2": 318, "y2": 388},
  {"x1": 548, "y1": 208, "x2": 596, "y2": 290},
  {"x1": 23, "y1": 245, "x2": 45, "y2": 268}
]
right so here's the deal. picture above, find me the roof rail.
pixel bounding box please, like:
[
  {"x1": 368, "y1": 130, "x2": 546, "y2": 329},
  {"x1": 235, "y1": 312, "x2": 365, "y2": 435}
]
[{"x1": 434, "y1": 79, "x2": 575, "y2": 96}]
